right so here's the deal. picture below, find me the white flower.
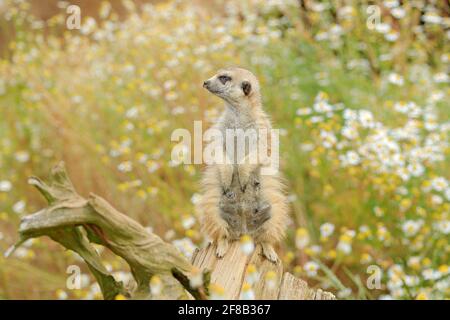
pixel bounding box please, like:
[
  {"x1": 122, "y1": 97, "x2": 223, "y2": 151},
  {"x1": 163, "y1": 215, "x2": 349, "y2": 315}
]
[
  {"x1": 428, "y1": 91, "x2": 444, "y2": 103},
  {"x1": 296, "y1": 108, "x2": 312, "y2": 116},
  {"x1": 337, "y1": 288, "x2": 352, "y2": 298},
  {"x1": 422, "y1": 12, "x2": 442, "y2": 25},
  {"x1": 14, "y1": 151, "x2": 30, "y2": 163},
  {"x1": 314, "y1": 101, "x2": 333, "y2": 113},
  {"x1": 383, "y1": 0, "x2": 399, "y2": 9},
  {"x1": 240, "y1": 283, "x2": 255, "y2": 300},
  {"x1": 56, "y1": 290, "x2": 68, "y2": 300},
  {"x1": 172, "y1": 106, "x2": 186, "y2": 115},
  {"x1": 431, "y1": 177, "x2": 448, "y2": 192},
  {"x1": 374, "y1": 206, "x2": 384, "y2": 217},
  {"x1": 80, "y1": 273, "x2": 91, "y2": 288},
  {"x1": 172, "y1": 237, "x2": 197, "y2": 259},
  {"x1": 310, "y1": 116, "x2": 324, "y2": 123},
  {"x1": 304, "y1": 261, "x2": 319, "y2": 277},
  {"x1": 346, "y1": 150, "x2": 361, "y2": 165},
  {"x1": 13, "y1": 200, "x2": 26, "y2": 214},
  {"x1": 80, "y1": 17, "x2": 97, "y2": 35},
  {"x1": 433, "y1": 72, "x2": 449, "y2": 83},
  {"x1": 391, "y1": 7, "x2": 406, "y2": 19},
  {"x1": 431, "y1": 195, "x2": 443, "y2": 206},
  {"x1": 396, "y1": 167, "x2": 410, "y2": 182},
  {"x1": 385, "y1": 31, "x2": 399, "y2": 42},
  {"x1": 240, "y1": 235, "x2": 255, "y2": 255},
  {"x1": 315, "y1": 31, "x2": 328, "y2": 41},
  {"x1": 375, "y1": 23, "x2": 391, "y2": 34},
  {"x1": 422, "y1": 268, "x2": 441, "y2": 281},
  {"x1": 407, "y1": 162, "x2": 424, "y2": 177},
  {"x1": 295, "y1": 228, "x2": 310, "y2": 249},
  {"x1": 341, "y1": 126, "x2": 358, "y2": 140},
  {"x1": 343, "y1": 109, "x2": 358, "y2": 121},
  {"x1": 320, "y1": 223, "x2": 335, "y2": 238},
  {"x1": 125, "y1": 107, "x2": 139, "y2": 119},
  {"x1": 401, "y1": 220, "x2": 423, "y2": 237},
  {"x1": 359, "y1": 110, "x2": 375, "y2": 128},
  {"x1": 434, "y1": 220, "x2": 450, "y2": 235},
  {"x1": 300, "y1": 144, "x2": 314, "y2": 152},
  {"x1": 163, "y1": 80, "x2": 177, "y2": 90},
  {"x1": 189, "y1": 268, "x2": 203, "y2": 289},
  {"x1": 0, "y1": 180, "x2": 12, "y2": 192},
  {"x1": 445, "y1": 188, "x2": 450, "y2": 201},
  {"x1": 407, "y1": 256, "x2": 421, "y2": 269},
  {"x1": 117, "y1": 161, "x2": 133, "y2": 173},
  {"x1": 337, "y1": 241, "x2": 352, "y2": 254},
  {"x1": 388, "y1": 73, "x2": 404, "y2": 86},
  {"x1": 404, "y1": 275, "x2": 419, "y2": 287},
  {"x1": 320, "y1": 130, "x2": 337, "y2": 148},
  {"x1": 150, "y1": 276, "x2": 162, "y2": 296},
  {"x1": 190, "y1": 193, "x2": 201, "y2": 205},
  {"x1": 435, "y1": 279, "x2": 449, "y2": 292}
]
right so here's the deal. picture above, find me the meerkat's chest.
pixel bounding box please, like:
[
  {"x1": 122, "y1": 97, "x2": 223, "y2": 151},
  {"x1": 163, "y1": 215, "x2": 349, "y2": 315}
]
[
  {"x1": 218, "y1": 169, "x2": 271, "y2": 239},
  {"x1": 221, "y1": 111, "x2": 256, "y2": 130}
]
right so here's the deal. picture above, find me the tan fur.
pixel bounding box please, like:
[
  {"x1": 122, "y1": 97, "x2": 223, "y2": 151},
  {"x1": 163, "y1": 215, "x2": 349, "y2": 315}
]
[{"x1": 197, "y1": 67, "x2": 289, "y2": 263}]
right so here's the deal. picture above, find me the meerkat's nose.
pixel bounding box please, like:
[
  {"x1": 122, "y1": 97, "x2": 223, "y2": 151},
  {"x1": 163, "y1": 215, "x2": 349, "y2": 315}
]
[{"x1": 203, "y1": 80, "x2": 210, "y2": 88}]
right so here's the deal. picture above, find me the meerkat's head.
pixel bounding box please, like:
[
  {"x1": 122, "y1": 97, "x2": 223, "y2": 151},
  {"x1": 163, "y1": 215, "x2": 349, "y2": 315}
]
[{"x1": 203, "y1": 67, "x2": 261, "y2": 107}]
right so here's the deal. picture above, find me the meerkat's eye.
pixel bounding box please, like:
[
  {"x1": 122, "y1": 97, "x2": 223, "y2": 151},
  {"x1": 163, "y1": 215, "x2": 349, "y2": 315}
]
[{"x1": 218, "y1": 75, "x2": 231, "y2": 84}]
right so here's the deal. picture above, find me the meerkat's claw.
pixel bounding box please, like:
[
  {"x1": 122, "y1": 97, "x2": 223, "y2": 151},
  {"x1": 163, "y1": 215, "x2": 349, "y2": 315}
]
[
  {"x1": 261, "y1": 243, "x2": 279, "y2": 264},
  {"x1": 216, "y1": 238, "x2": 230, "y2": 258}
]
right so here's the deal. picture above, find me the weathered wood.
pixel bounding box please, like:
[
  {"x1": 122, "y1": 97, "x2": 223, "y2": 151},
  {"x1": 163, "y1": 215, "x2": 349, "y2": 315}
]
[
  {"x1": 9, "y1": 162, "x2": 336, "y2": 300},
  {"x1": 8, "y1": 162, "x2": 209, "y2": 300},
  {"x1": 278, "y1": 272, "x2": 314, "y2": 300},
  {"x1": 193, "y1": 243, "x2": 336, "y2": 300},
  {"x1": 248, "y1": 248, "x2": 283, "y2": 299}
]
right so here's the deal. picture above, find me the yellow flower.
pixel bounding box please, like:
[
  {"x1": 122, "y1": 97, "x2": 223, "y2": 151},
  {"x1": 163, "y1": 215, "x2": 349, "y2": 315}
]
[
  {"x1": 360, "y1": 253, "x2": 372, "y2": 264},
  {"x1": 265, "y1": 271, "x2": 277, "y2": 289},
  {"x1": 415, "y1": 292, "x2": 428, "y2": 300},
  {"x1": 295, "y1": 228, "x2": 310, "y2": 249},
  {"x1": 209, "y1": 283, "x2": 225, "y2": 300},
  {"x1": 399, "y1": 198, "x2": 412, "y2": 212},
  {"x1": 284, "y1": 251, "x2": 295, "y2": 264},
  {"x1": 293, "y1": 265, "x2": 302, "y2": 275},
  {"x1": 136, "y1": 189, "x2": 147, "y2": 199},
  {"x1": 438, "y1": 265, "x2": 448, "y2": 274},
  {"x1": 327, "y1": 249, "x2": 337, "y2": 260},
  {"x1": 240, "y1": 282, "x2": 255, "y2": 300},
  {"x1": 150, "y1": 275, "x2": 162, "y2": 296},
  {"x1": 240, "y1": 235, "x2": 255, "y2": 255},
  {"x1": 323, "y1": 184, "x2": 334, "y2": 196},
  {"x1": 185, "y1": 229, "x2": 197, "y2": 239},
  {"x1": 422, "y1": 257, "x2": 432, "y2": 267},
  {"x1": 115, "y1": 294, "x2": 127, "y2": 300}
]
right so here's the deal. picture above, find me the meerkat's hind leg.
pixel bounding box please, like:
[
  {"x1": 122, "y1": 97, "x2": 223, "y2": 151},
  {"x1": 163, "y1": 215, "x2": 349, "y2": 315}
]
[
  {"x1": 260, "y1": 242, "x2": 279, "y2": 264},
  {"x1": 216, "y1": 237, "x2": 231, "y2": 258}
]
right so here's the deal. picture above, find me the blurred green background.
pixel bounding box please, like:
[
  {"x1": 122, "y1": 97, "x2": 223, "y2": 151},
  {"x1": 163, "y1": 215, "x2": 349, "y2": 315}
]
[{"x1": 0, "y1": 0, "x2": 448, "y2": 299}]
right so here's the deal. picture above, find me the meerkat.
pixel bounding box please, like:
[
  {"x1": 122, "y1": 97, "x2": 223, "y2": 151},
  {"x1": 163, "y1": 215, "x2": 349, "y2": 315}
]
[{"x1": 198, "y1": 67, "x2": 289, "y2": 263}]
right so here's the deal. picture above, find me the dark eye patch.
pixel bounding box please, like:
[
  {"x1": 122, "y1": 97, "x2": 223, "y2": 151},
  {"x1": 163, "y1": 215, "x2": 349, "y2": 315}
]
[{"x1": 218, "y1": 75, "x2": 232, "y2": 84}]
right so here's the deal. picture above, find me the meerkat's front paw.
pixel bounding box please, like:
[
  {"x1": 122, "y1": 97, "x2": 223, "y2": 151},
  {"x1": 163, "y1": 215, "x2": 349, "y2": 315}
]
[
  {"x1": 216, "y1": 238, "x2": 230, "y2": 258},
  {"x1": 261, "y1": 243, "x2": 279, "y2": 264}
]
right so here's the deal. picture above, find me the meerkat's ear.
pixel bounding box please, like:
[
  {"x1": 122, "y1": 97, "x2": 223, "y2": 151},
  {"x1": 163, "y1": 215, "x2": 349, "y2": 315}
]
[{"x1": 242, "y1": 81, "x2": 252, "y2": 96}]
